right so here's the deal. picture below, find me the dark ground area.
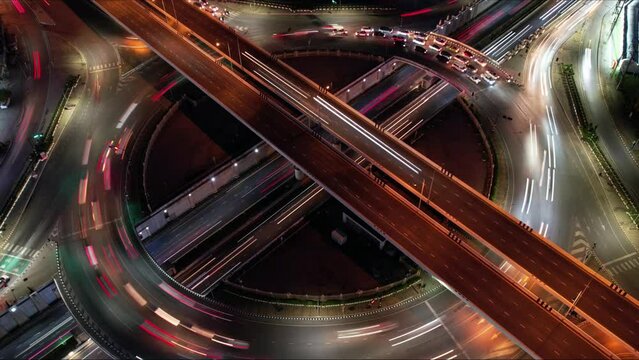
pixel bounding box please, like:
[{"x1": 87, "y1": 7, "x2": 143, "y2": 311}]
[
  {"x1": 411, "y1": 101, "x2": 490, "y2": 193},
  {"x1": 283, "y1": 56, "x2": 381, "y2": 91},
  {"x1": 233, "y1": 199, "x2": 412, "y2": 295},
  {"x1": 144, "y1": 81, "x2": 260, "y2": 209}
]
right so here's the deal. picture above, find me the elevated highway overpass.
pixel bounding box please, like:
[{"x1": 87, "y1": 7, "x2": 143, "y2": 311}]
[
  {"x1": 79, "y1": 0, "x2": 620, "y2": 358},
  {"x1": 131, "y1": 0, "x2": 639, "y2": 351}
]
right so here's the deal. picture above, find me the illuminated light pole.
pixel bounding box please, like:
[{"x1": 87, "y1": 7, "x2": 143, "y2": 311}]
[
  {"x1": 427, "y1": 169, "x2": 435, "y2": 205},
  {"x1": 417, "y1": 178, "x2": 425, "y2": 209},
  {"x1": 565, "y1": 278, "x2": 593, "y2": 317}
]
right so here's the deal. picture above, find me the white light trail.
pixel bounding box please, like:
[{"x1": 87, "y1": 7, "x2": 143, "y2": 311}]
[
  {"x1": 540, "y1": 0, "x2": 566, "y2": 21},
  {"x1": 242, "y1": 51, "x2": 308, "y2": 98},
  {"x1": 389, "y1": 320, "x2": 441, "y2": 347},
  {"x1": 432, "y1": 349, "x2": 455, "y2": 360},
  {"x1": 539, "y1": 149, "x2": 546, "y2": 187},
  {"x1": 484, "y1": 31, "x2": 516, "y2": 55},
  {"x1": 526, "y1": 179, "x2": 535, "y2": 214},
  {"x1": 253, "y1": 70, "x2": 325, "y2": 123},
  {"x1": 314, "y1": 96, "x2": 421, "y2": 173},
  {"x1": 551, "y1": 168, "x2": 556, "y2": 202},
  {"x1": 521, "y1": 177, "x2": 530, "y2": 214},
  {"x1": 116, "y1": 102, "x2": 138, "y2": 129}
]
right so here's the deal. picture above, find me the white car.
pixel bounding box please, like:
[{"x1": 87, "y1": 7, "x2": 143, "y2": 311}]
[
  {"x1": 329, "y1": 29, "x2": 348, "y2": 37},
  {"x1": 378, "y1": 26, "x2": 393, "y2": 35},
  {"x1": 452, "y1": 62, "x2": 467, "y2": 73},
  {"x1": 481, "y1": 72, "x2": 496, "y2": 85},
  {"x1": 360, "y1": 26, "x2": 374, "y2": 34},
  {"x1": 322, "y1": 24, "x2": 344, "y2": 31},
  {"x1": 467, "y1": 74, "x2": 482, "y2": 84}
]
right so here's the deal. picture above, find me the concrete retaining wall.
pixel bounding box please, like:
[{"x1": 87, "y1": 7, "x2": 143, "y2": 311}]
[{"x1": 136, "y1": 142, "x2": 275, "y2": 239}]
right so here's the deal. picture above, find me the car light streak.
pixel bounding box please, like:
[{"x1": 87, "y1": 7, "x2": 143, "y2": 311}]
[
  {"x1": 32, "y1": 51, "x2": 41, "y2": 79},
  {"x1": 124, "y1": 283, "x2": 147, "y2": 306},
  {"x1": 151, "y1": 80, "x2": 178, "y2": 102},
  {"x1": 171, "y1": 341, "x2": 207, "y2": 356},
  {"x1": 458, "y1": 10, "x2": 505, "y2": 43},
  {"x1": 314, "y1": 96, "x2": 421, "y2": 173},
  {"x1": 526, "y1": 180, "x2": 534, "y2": 215},
  {"x1": 159, "y1": 282, "x2": 232, "y2": 321},
  {"x1": 91, "y1": 201, "x2": 103, "y2": 230},
  {"x1": 139, "y1": 322, "x2": 175, "y2": 348},
  {"x1": 551, "y1": 168, "x2": 556, "y2": 202},
  {"x1": 540, "y1": 0, "x2": 566, "y2": 21},
  {"x1": 103, "y1": 154, "x2": 112, "y2": 191},
  {"x1": 85, "y1": 245, "x2": 98, "y2": 267},
  {"x1": 155, "y1": 307, "x2": 180, "y2": 326},
  {"x1": 104, "y1": 243, "x2": 123, "y2": 273},
  {"x1": 360, "y1": 85, "x2": 399, "y2": 115},
  {"x1": 242, "y1": 51, "x2": 308, "y2": 98},
  {"x1": 276, "y1": 187, "x2": 322, "y2": 225},
  {"x1": 396, "y1": 119, "x2": 424, "y2": 139},
  {"x1": 509, "y1": 0, "x2": 532, "y2": 15},
  {"x1": 272, "y1": 30, "x2": 318, "y2": 38},
  {"x1": 385, "y1": 84, "x2": 447, "y2": 133},
  {"x1": 389, "y1": 319, "x2": 441, "y2": 347},
  {"x1": 545, "y1": 106, "x2": 554, "y2": 135},
  {"x1": 96, "y1": 276, "x2": 111, "y2": 298},
  {"x1": 192, "y1": 236, "x2": 257, "y2": 289},
  {"x1": 432, "y1": 349, "x2": 455, "y2": 359},
  {"x1": 259, "y1": 168, "x2": 292, "y2": 194},
  {"x1": 188, "y1": 324, "x2": 215, "y2": 339},
  {"x1": 101, "y1": 273, "x2": 118, "y2": 295},
  {"x1": 484, "y1": 31, "x2": 516, "y2": 55},
  {"x1": 253, "y1": 71, "x2": 324, "y2": 123},
  {"x1": 521, "y1": 177, "x2": 530, "y2": 214},
  {"x1": 551, "y1": 135, "x2": 556, "y2": 169},
  {"x1": 539, "y1": 221, "x2": 549, "y2": 238},
  {"x1": 26, "y1": 329, "x2": 72, "y2": 360},
  {"x1": 540, "y1": 150, "x2": 547, "y2": 187},
  {"x1": 81, "y1": 138, "x2": 92, "y2": 165},
  {"x1": 211, "y1": 334, "x2": 249, "y2": 350},
  {"x1": 496, "y1": 25, "x2": 532, "y2": 62},
  {"x1": 11, "y1": 0, "x2": 26, "y2": 14},
  {"x1": 542, "y1": 1, "x2": 573, "y2": 24},
  {"x1": 116, "y1": 102, "x2": 139, "y2": 129},
  {"x1": 117, "y1": 221, "x2": 139, "y2": 258},
  {"x1": 546, "y1": 167, "x2": 551, "y2": 201},
  {"x1": 117, "y1": 127, "x2": 133, "y2": 158},
  {"x1": 337, "y1": 322, "x2": 397, "y2": 339},
  {"x1": 400, "y1": 8, "x2": 432, "y2": 17},
  {"x1": 549, "y1": 105, "x2": 558, "y2": 134},
  {"x1": 164, "y1": 220, "x2": 221, "y2": 263}
]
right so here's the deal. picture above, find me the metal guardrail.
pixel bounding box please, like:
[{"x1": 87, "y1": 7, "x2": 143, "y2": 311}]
[
  {"x1": 561, "y1": 64, "x2": 639, "y2": 228},
  {"x1": 224, "y1": 0, "x2": 394, "y2": 13},
  {"x1": 224, "y1": 271, "x2": 421, "y2": 304},
  {"x1": 273, "y1": 49, "x2": 384, "y2": 62}
]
